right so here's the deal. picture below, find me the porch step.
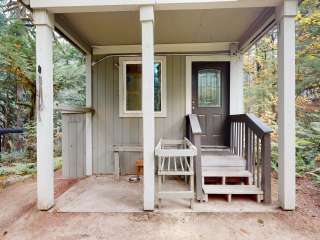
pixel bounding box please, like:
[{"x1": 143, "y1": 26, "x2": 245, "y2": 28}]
[
  {"x1": 203, "y1": 185, "x2": 263, "y2": 195},
  {"x1": 202, "y1": 185, "x2": 263, "y2": 202},
  {"x1": 201, "y1": 145, "x2": 230, "y2": 152},
  {"x1": 202, "y1": 170, "x2": 252, "y2": 178},
  {"x1": 201, "y1": 155, "x2": 246, "y2": 168}
]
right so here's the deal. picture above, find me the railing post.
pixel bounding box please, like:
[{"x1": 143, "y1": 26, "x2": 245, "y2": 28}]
[
  {"x1": 262, "y1": 133, "x2": 272, "y2": 204},
  {"x1": 245, "y1": 125, "x2": 249, "y2": 170},
  {"x1": 193, "y1": 134, "x2": 203, "y2": 201}
]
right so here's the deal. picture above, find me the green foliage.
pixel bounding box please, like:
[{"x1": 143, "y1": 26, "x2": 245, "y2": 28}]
[
  {"x1": 296, "y1": 0, "x2": 320, "y2": 94},
  {"x1": 0, "y1": 1, "x2": 86, "y2": 172},
  {"x1": 0, "y1": 157, "x2": 62, "y2": 176},
  {"x1": 244, "y1": 0, "x2": 320, "y2": 182}
]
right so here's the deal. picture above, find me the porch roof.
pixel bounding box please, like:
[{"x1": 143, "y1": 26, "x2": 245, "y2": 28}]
[
  {"x1": 29, "y1": 0, "x2": 282, "y2": 55},
  {"x1": 56, "y1": 7, "x2": 267, "y2": 46}
]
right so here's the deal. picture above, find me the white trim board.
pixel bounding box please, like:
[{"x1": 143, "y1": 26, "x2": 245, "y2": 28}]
[
  {"x1": 185, "y1": 55, "x2": 237, "y2": 115},
  {"x1": 118, "y1": 56, "x2": 167, "y2": 118},
  {"x1": 30, "y1": 0, "x2": 282, "y2": 13},
  {"x1": 93, "y1": 42, "x2": 234, "y2": 55}
]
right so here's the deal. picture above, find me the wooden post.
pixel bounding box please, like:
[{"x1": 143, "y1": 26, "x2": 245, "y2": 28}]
[
  {"x1": 85, "y1": 54, "x2": 93, "y2": 176},
  {"x1": 245, "y1": 125, "x2": 249, "y2": 170},
  {"x1": 140, "y1": 5, "x2": 155, "y2": 211},
  {"x1": 114, "y1": 151, "x2": 120, "y2": 181},
  {"x1": 262, "y1": 134, "x2": 272, "y2": 204},
  {"x1": 194, "y1": 134, "x2": 202, "y2": 201},
  {"x1": 277, "y1": 0, "x2": 297, "y2": 210},
  {"x1": 230, "y1": 54, "x2": 244, "y2": 115},
  {"x1": 34, "y1": 9, "x2": 54, "y2": 210}
]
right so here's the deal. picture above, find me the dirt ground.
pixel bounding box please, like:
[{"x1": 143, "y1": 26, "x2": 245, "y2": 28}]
[{"x1": 0, "y1": 172, "x2": 319, "y2": 240}]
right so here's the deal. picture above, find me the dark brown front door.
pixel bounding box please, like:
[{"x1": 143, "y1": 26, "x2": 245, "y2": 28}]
[{"x1": 192, "y1": 62, "x2": 230, "y2": 146}]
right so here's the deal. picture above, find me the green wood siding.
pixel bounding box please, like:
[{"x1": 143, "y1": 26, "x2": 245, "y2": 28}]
[{"x1": 92, "y1": 56, "x2": 186, "y2": 174}]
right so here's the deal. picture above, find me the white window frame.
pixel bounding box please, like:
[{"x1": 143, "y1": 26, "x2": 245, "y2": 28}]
[{"x1": 119, "y1": 56, "x2": 167, "y2": 118}]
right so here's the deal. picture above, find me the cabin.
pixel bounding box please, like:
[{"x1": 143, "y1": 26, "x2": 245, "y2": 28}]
[{"x1": 29, "y1": 0, "x2": 297, "y2": 211}]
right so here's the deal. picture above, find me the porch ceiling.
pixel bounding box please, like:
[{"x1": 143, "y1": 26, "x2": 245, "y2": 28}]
[{"x1": 56, "y1": 7, "x2": 271, "y2": 47}]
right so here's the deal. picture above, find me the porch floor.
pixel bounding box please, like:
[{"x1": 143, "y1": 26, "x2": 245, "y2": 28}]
[{"x1": 54, "y1": 175, "x2": 279, "y2": 213}]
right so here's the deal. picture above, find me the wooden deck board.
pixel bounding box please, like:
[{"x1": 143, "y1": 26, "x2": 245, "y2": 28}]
[
  {"x1": 203, "y1": 185, "x2": 263, "y2": 195},
  {"x1": 202, "y1": 170, "x2": 252, "y2": 177},
  {"x1": 201, "y1": 155, "x2": 246, "y2": 167}
]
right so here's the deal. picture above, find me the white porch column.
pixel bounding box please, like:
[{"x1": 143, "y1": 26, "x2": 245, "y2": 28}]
[
  {"x1": 140, "y1": 5, "x2": 155, "y2": 211},
  {"x1": 277, "y1": 0, "x2": 297, "y2": 210},
  {"x1": 230, "y1": 54, "x2": 244, "y2": 114},
  {"x1": 85, "y1": 54, "x2": 93, "y2": 176},
  {"x1": 34, "y1": 9, "x2": 54, "y2": 210}
]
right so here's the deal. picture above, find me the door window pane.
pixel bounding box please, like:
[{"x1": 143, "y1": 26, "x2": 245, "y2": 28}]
[
  {"x1": 126, "y1": 62, "x2": 162, "y2": 111},
  {"x1": 198, "y1": 69, "x2": 221, "y2": 107}
]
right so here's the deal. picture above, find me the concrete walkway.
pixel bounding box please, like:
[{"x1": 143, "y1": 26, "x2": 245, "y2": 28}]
[
  {"x1": 1, "y1": 174, "x2": 319, "y2": 240},
  {"x1": 54, "y1": 175, "x2": 278, "y2": 213},
  {"x1": 3, "y1": 210, "x2": 320, "y2": 240}
]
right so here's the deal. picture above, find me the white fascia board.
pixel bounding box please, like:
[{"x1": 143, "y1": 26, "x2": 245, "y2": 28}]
[
  {"x1": 54, "y1": 15, "x2": 91, "y2": 54},
  {"x1": 156, "y1": 0, "x2": 282, "y2": 10},
  {"x1": 30, "y1": 0, "x2": 282, "y2": 13},
  {"x1": 30, "y1": 0, "x2": 155, "y2": 13},
  {"x1": 92, "y1": 42, "x2": 233, "y2": 55},
  {"x1": 30, "y1": 0, "x2": 155, "y2": 8}
]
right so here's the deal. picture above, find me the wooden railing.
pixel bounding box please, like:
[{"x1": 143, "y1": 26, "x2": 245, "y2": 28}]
[
  {"x1": 186, "y1": 114, "x2": 203, "y2": 201},
  {"x1": 229, "y1": 114, "x2": 273, "y2": 203}
]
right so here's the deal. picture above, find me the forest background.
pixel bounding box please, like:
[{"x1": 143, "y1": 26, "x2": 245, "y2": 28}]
[{"x1": 0, "y1": 0, "x2": 319, "y2": 183}]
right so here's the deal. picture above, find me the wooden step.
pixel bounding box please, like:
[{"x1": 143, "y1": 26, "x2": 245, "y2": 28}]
[
  {"x1": 203, "y1": 185, "x2": 263, "y2": 195},
  {"x1": 202, "y1": 170, "x2": 252, "y2": 178},
  {"x1": 201, "y1": 145, "x2": 230, "y2": 152},
  {"x1": 201, "y1": 145, "x2": 229, "y2": 149},
  {"x1": 201, "y1": 155, "x2": 246, "y2": 167}
]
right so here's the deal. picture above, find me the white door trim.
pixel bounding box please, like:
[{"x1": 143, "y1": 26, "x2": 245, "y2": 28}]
[{"x1": 185, "y1": 55, "x2": 234, "y2": 115}]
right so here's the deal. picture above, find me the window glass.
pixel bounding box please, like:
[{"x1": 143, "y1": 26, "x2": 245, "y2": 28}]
[
  {"x1": 126, "y1": 64, "x2": 142, "y2": 111},
  {"x1": 154, "y1": 63, "x2": 161, "y2": 112},
  {"x1": 125, "y1": 62, "x2": 162, "y2": 112},
  {"x1": 198, "y1": 69, "x2": 221, "y2": 107}
]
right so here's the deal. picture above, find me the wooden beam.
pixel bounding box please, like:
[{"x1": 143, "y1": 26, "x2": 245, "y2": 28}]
[
  {"x1": 34, "y1": 9, "x2": 54, "y2": 210},
  {"x1": 140, "y1": 5, "x2": 155, "y2": 211},
  {"x1": 92, "y1": 42, "x2": 233, "y2": 55},
  {"x1": 277, "y1": 0, "x2": 297, "y2": 211},
  {"x1": 239, "y1": 7, "x2": 276, "y2": 53},
  {"x1": 54, "y1": 15, "x2": 91, "y2": 54}
]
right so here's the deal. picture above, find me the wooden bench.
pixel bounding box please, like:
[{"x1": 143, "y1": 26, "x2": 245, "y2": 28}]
[{"x1": 113, "y1": 145, "x2": 143, "y2": 181}]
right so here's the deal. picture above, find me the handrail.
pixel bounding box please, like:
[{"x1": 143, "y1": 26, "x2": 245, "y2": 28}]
[
  {"x1": 229, "y1": 113, "x2": 272, "y2": 204},
  {"x1": 229, "y1": 114, "x2": 272, "y2": 138},
  {"x1": 186, "y1": 114, "x2": 203, "y2": 201},
  {"x1": 188, "y1": 114, "x2": 202, "y2": 135},
  {"x1": 55, "y1": 105, "x2": 95, "y2": 114}
]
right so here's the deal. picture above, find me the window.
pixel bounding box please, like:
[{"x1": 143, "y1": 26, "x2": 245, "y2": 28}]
[
  {"x1": 119, "y1": 56, "x2": 167, "y2": 117},
  {"x1": 198, "y1": 69, "x2": 221, "y2": 107}
]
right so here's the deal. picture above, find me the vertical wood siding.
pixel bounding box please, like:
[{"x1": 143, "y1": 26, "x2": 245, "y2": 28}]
[
  {"x1": 92, "y1": 55, "x2": 186, "y2": 174},
  {"x1": 62, "y1": 114, "x2": 86, "y2": 178}
]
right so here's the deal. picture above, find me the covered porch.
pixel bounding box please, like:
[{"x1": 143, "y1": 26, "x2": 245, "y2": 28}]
[
  {"x1": 31, "y1": 0, "x2": 297, "y2": 211},
  {"x1": 54, "y1": 175, "x2": 278, "y2": 213}
]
